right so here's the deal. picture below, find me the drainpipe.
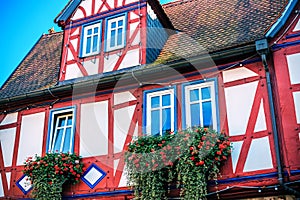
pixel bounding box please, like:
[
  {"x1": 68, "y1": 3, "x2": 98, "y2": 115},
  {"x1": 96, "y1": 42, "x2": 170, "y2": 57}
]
[{"x1": 255, "y1": 39, "x2": 300, "y2": 198}]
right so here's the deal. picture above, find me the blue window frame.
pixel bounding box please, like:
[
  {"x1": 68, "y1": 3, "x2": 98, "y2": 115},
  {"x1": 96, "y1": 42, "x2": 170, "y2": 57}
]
[
  {"x1": 182, "y1": 80, "x2": 218, "y2": 130},
  {"x1": 143, "y1": 87, "x2": 176, "y2": 136},
  {"x1": 105, "y1": 14, "x2": 127, "y2": 52},
  {"x1": 46, "y1": 107, "x2": 76, "y2": 153},
  {"x1": 80, "y1": 21, "x2": 102, "y2": 57}
]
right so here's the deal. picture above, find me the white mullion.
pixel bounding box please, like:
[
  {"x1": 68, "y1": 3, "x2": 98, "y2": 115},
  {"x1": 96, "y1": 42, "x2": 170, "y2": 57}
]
[
  {"x1": 51, "y1": 121, "x2": 60, "y2": 152},
  {"x1": 159, "y1": 95, "x2": 163, "y2": 135}
]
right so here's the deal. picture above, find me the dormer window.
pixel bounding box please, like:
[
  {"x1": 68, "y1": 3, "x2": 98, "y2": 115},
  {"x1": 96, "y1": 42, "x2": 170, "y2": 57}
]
[
  {"x1": 105, "y1": 14, "x2": 127, "y2": 52},
  {"x1": 80, "y1": 21, "x2": 102, "y2": 57}
]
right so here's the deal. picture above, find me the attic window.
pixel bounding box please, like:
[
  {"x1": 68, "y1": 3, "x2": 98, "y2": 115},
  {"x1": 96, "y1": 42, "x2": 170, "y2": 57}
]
[
  {"x1": 105, "y1": 14, "x2": 127, "y2": 52},
  {"x1": 80, "y1": 21, "x2": 102, "y2": 57}
]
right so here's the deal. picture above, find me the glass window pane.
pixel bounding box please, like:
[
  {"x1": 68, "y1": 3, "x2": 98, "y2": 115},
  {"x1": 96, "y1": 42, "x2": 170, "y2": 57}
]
[
  {"x1": 151, "y1": 110, "x2": 160, "y2": 136},
  {"x1": 202, "y1": 101, "x2": 212, "y2": 127},
  {"x1": 117, "y1": 28, "x2": 123, "y2": 46},
  {"x1": 94, "y1": 27, "x2": 99, "y2": 34},
  {"x1": 87, "y1": 29, "x2": 92, "y2": 35},
  {"x1": 86, "y1": 37, "x2": 91, "y2": 54},
  {"x1": 162, "y1": 108, "x2": 171, "y2": 133},
  {"x1": 62, "y1": 128, "x2": 72, "y2": 153},
  {"x1": 201, "y1": 87, "x2": 211, "y2": 100},
  {"x1": 111, "y1": 22, "x2": 116, "y2": 29},
  {"x1": 67, "y1": 116, "x2": 73, "y2": 126},
  {"x1": 92, "y1": 35, "x2": 98, "y2": 52},
  {"x1": 57, "y1": 117, "x2": 66, "y2": 127},
  {"x1": 190, "y1": 89, "x2": 199, "y2": 102},
  {"x1": 118, "y1": 20, "x2": 123, "y2": 27},
  {"x1": 190, "y1": 103, "x2": 200, "y2": 127},
  {"x1": 151, "y1": 96, "x2": 160, "y2": 108},
  {"x1": 110, "y1": 30, "x2": 116, "y2": 47},
  {"x1": 53, "y1": 129, "x2": 64, "y2": 152},
  {"x1": 162, "y1": 94, "x2": 171, "y2": 106}
]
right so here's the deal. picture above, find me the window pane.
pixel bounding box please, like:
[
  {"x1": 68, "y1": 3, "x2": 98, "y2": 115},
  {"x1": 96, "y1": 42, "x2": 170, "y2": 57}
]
[
  {"x1": 190, "y1": 89, "x2": 199, "y2": 102},
  {"x1": 162, "y1": 94, "x2": 171, "y2": 106},
  {"x1": 57, "y1": 117, "x2": 66, "y2": 127},
  {"x1": 67, "y1": 116, "x2": 73, "y2": 126},
  {"x1": 190, "y1": 103, "x2": 200, "y2": 127},
  {"x1": 118, "y1": 20, "x2": 123, "y2": 27},
  {"x1": 201, "y1": 87, "x2": 211, "y2": 100},
  {"x1": 92, "y1": 35, "x2": 98, "y2": 52},
  {"x1": 162, "y1": 108, "x2": 171, "y2": 133},
  {"x1": 117, "y1": 28, "x2": 123, "y2": 46},
  {"x1": 94, "y1": 27, "x2": 99, "y2": 34},
  {"x1": 86, "y1": 37, "x2": 91, "y2": 54},
  {"x1": 62, "y1": 128, "x2": 72, "y2": 153},
  {"x1": 151, "y1": 110, "x2": 160, "y2": 136},
  {"x1": 87, "y1": 29, "x2": 92, "y2": 35},
  {"x1": 151, "y1": 96, "x2": 160, "y2": 108},
  {"x1": 111, "y1": 22, "x2": 116, "y2": 29},
  {"x1": 53, "y1": 129, "x2": 64, "y2": 152},
  {"x1": 110, "y1": 30, "x2": 116, "y2": 47},
  {"x1": 202, "y1": 101, "x2": 212, "y2": 127}
]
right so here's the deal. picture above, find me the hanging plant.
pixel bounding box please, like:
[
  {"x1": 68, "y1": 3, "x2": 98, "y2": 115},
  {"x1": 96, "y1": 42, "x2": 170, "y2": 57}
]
[
  {"x1": 125, "y1": 127, "x2": 231, "y2": 200},
  {"x1": 23, "y1": 152, "x2": 84, "y2": 200}
]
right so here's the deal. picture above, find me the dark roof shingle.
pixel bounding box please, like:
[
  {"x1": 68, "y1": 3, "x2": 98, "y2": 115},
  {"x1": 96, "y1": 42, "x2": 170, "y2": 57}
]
[
  {"x1": 157, "y1": 0, "x2": 287, "y2": 62},
  {"x1": 0, "y1": 32, "x2": 63, "y2": 99}
]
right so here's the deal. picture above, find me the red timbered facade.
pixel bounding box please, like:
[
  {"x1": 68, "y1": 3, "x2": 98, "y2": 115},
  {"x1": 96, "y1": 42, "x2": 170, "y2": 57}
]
[{"x1": 0, "y1": 0, "x2": 300, "y2": 199}]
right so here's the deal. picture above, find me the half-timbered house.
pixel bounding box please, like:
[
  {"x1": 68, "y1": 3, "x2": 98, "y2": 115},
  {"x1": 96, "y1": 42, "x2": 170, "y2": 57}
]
[{"x1": 0, "y1": 0, "x2": 300, "y2": 199}]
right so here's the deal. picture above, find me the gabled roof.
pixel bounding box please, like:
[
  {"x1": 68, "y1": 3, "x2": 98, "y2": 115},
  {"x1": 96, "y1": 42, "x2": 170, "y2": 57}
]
[
  {"x1": 157, "y1": 0, "x2": 288, "y2": 62},
  {"x1": 0, "y1": 32, "x2": 63, "y2": 99}
]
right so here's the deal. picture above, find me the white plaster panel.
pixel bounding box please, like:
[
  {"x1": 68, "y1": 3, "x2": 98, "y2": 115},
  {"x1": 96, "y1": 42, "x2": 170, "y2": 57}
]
[
  {"x1": 222, "y1": 67, "x2": 258, "y2": 83},
  {"x1": 133, "y1": 123, "x2": 138, "y2": 139},
  {"x1": 71, "y1": 27, "x2": 80, "y2": 36},
  {"x1": 231, "y1": 141, "x2": 243, "y2": 173},
  {"x1": 103, "y1": 53, "x2": 118, "y2": 73},
  {"x1": 293, "y1": 18, "x2": 300, "y2": 32},
  {"x1": 114, "y1": 159, "x2": 120, "y2": 176},
  {"x1": 126, "y1": 0, "x2": 139, "y2": 5},
  {"x1": 78, "y1": 0, "x2": 92, "y2": 17},
  {"x1": 70, "y1": 38, "x2": 78, "y2": 55},
  {"x1": 6, "y1": 172, "x2": 10, "y2": 190},
  {"x1": 0, "y1": 128, "x2": 16, "y2": 167},
  {"x1": 107, "y1": 0, "x2": 115, "y2": 9},
  {"x1": 293, "y1": 92, "x2": 300, "y2": 123},
  {"x1": 254, "y1": 99, "x2": 267, "y2": 132},
  {"x1": 17, "y1": 112, "x2": 45, "y2": 166},
  {"x1": 225, "y1": 81, "x2": 258, "y2": 136},
  {"x1": 119, "y1": 49, "x2": 140, "y2": 70},
  {"x1": 0, "y1": 113, "x2": 18, "y2": 125},
  {"x1": 82, "y1": 59, "x2": 99, "y2": 75},
  {"x1": 0, "y1": 175, "x2": 4, "y2": 197},
  {"x1": 80, "y1": 101, "x2": 109, "y2": 158},
  {"x1": 243, "y1": 136, "x2": 273, "y2": 172},
  {"x1": 97, "y1": 1, "x2": 108, "y2": 13},
  {"x1": 114, "y1": 91, "x2": 136, "y2": 105},
  {"x1": 114, "y1": 105, "x2": 136, "y2": 153},
  {"x1": 67, "y1": 48, "x2": 75, "y2": 61},
  {"x1": 147, "y1": 4, "x2": 157, "y2": 20},
  {"x1": 129, "y1": 21, "x2": 140, "y2": 46},
  {"x1": 65, "y1": 63, "x2": 84, "y2": 80},
  {"x1": 119, "y1": 165, "x2": 128, "y2": 187},
  {"x1": 72, "y1": 9, "x2": 85, "y2": 20},
  {"x1": 287, "y1": 53, "x2": 300, "y2": 85}
]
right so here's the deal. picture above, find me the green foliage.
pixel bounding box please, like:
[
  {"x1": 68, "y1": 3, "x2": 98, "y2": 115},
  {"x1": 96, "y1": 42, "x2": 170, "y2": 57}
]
[
  {"x1": 23, "y1": 152, "x2": 85, "y2": 200},
  {"x1": 125, "y1": 127, "x2": 231, "y2": 200}
]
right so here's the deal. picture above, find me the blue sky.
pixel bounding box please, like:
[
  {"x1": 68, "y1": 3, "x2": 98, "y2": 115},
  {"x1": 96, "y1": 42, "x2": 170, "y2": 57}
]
[{"x1": 0, "y1": 0, "x2": 172, "y2": 88}]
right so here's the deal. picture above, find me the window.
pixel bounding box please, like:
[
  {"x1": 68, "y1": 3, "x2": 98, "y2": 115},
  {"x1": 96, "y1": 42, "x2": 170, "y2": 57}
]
[
  {"x1": 81, "y1": 21, "x2": 101, "y2": 57},
  {"x1": 183, "y1": 81, "x2": 218, "y2": 130},
  {"x1": 144, "y1": 88, "x2": 176, "y2": 136},
  {"x1": 47, "y1": 107, "x2": 76, "y2": 153},
  {"x1": 106, "y1": 14, "x2": 126, "y2": 51}
]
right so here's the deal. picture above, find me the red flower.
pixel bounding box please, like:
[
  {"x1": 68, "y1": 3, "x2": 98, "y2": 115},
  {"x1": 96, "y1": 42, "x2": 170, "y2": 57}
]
[
  {"x1": 189, "y1": 146, "x2": 194, "y2": 151},
  {"x1": 158, "y1": 143, "x2": 163, "y2": 147},
  {"x1": 190, "y1": 156, "x2": 195, "y2": 161},
  {"x1": 49, "y1": 181, "x2": 52, "y2": 185},
  {"x1": 198, "y1": 160, "x2": 205, "y2": 165},
  {"x1": 216, "y1": 151, "x2": 222, "y2": 155}
]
